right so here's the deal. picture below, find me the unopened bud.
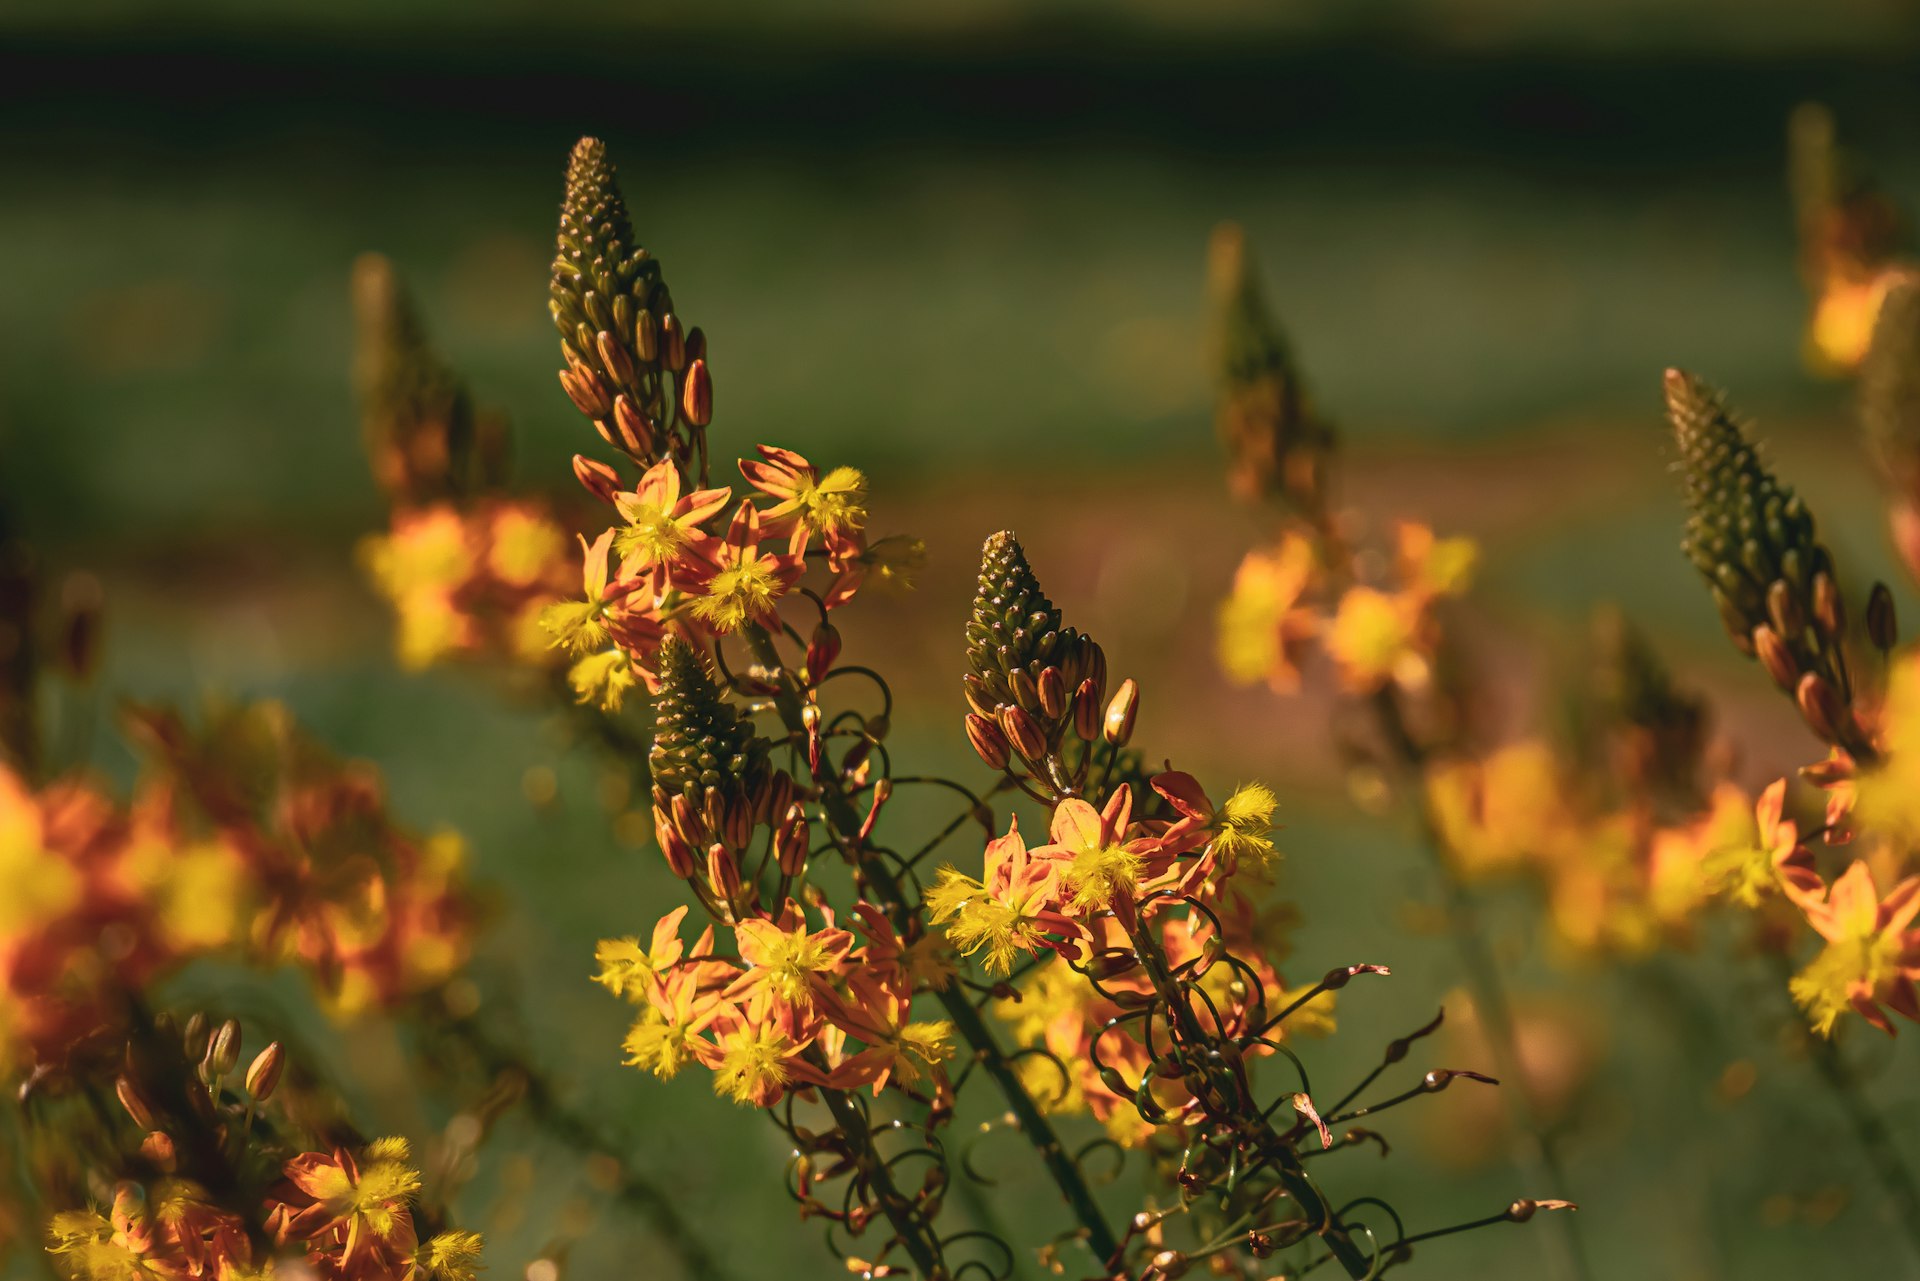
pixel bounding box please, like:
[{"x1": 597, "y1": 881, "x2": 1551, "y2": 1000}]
[
  {"x1": 1869, "y1": 582, "x2": 1898, "y2": 650},
  {"x1": 245, "y1": 1042, "x2": 285, "y2": 1102},
  {"x1": 997, "y1": 705, "x2": 1046, "y2": 761},
  {"x1": 1072, "y1": 678, "x2": 1100, "y2": 741},
  {"x1": 572, "y1": 454, "x2": 622, "y2": 504},
  {"x1": 662, "y1": 313, "x2": 687, "y2": 372},
  {"x1": 633, "y1": 307, "x2": 658, "y2": 362},
  {"x1": 682, "y1": 359, "x2": 713, "y2": 428},
  {"x1": 858, "y1": 779, "x2": 891, "y2": 843},
  {"x1": 966, "y1": 714, "x2": 1011, "y2": 770},
  {"x1": 1812, "y1": 570, "x2": 1844, "y2": 639},
  {"x1": 115, "y1": 1075, "x2": 157, "y2": 1130},
  {"x1": 1796, "y1": 671, "x2": 1845, "y2": 742},
  {"x1": 776, "y1": 809, "x2": 810, "y2": 877},
  {"x1": 140, "y1": 1131, "x2": 177, "y2": 1172},
  {"x1": 182, "y1": 1012, "x2": 209, "y2": 1060},
  {"x1": 1752, "y1": 625, "x2": 1798, "y2": 690},
  {"x1": 1103, "y1": 678, "x2": 1139, "y2": 746},
  {"x1": 559, "y1": 368, "x2": 611, "y2": 420},
  {"x1": 707, "y1": 842, "x2": 742, "y2": 910},
  {"x1": 668, "y1": 792, "x2": 706, "y2": 849},
  {"x1": 656, "y1": 813, "x2": 696, "y2": 879},
  {"x1": 206, "y1": 1019, "x2": 241, "y2": 1078},
  {"x1": 1008, "y1": 667, "x2": 1042, "y2": 716},
  {"x1": 806, "y1": 624, "x2": 841, "y2": 681},
  {"x1": 1149, "y1": 1249, "x2": 1189, "y2": 1279},
  {"x1": 1037, "y1": 666, "x2": 1066, "y2": 720},
  {"x1": 721, "y1": 794, "x2": 753, "y2": 852},
  {"x1": 685, "y1": 326, "x2": 707, "y2": 366},
  {"x1": 595, "y1": 329, "x2": 637, "y2": 387},
  {"x1": 612, "y1": 396, "x2": 654, "y2": 457},
  {"x1": 1766, "y1": 579, "x2": 1805, "y2": 641}
]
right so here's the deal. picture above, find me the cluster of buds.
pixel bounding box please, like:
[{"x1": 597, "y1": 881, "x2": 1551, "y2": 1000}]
[
  {"x1": 31, "y1": 1008, "x2": 482, "y2": 1281},
  {"x1": 961, "y1": 532, "x2": 1117, "y2": 789},
  {"x1": 353, "y1": 253, "x2": 574, "y2": 672}
]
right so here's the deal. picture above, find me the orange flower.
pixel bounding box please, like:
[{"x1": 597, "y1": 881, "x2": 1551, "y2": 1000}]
[
  {"x1": 612, "y1": 457, "x2": 732, "y2": 590},
  {"x1": 927, "y1": 817, "x2": 1071, "y2": 975},
  {"x1": 739, "y1": 445, "x2": 868, "y2": 569},
  {"x1": 689, "y1": 504, "x2": 806, "y2": 634},
  {"x1": 1791, "y1": 861, "x2": 1920, "y2": 1036},
  {"x1": 727, "y1": 901, "x2": 854, "y2": 1010},
  {"x1": 1216, "y1": 537, "x2": 1319, "y2": 693}
]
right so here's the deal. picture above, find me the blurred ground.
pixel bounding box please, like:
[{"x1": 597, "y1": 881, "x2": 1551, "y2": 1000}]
[{"x1": 5, "y1": 4, "x2": 1920, "y2": 1280}]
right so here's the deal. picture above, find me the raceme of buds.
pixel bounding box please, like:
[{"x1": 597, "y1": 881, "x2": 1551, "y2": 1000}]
[
  {"x1": 552, "y1": 138, "x2": 706, "y2": 467},
  {"x1": 963, "y1": 532, "x2": 1106, "y2": 777},
  {"x1": 648, "y1": 638, "x2": 773, "y2": 851}
]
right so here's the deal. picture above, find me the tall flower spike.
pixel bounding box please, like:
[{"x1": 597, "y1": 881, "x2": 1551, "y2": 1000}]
[
  {"x1": 552, "y1": 138, "x2": 702, "y2": 466},
  {"x1": 1209, "y1": 224, "x2": 1335, "y2": 513},
  {"x1": 352, "y1": 253, "x2": 500, "y2": 506},
  {"x1": 649, "y1": 638, "x2": 771, "y2": 818},
  {"x1": 1666, "y1": 369, "x2": 1864, "y2": 752},
  {"x1": 963, "y1": 533, "x2": 1105, "y2": 769}
]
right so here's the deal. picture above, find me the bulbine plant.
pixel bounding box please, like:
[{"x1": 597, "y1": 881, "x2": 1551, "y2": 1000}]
[{"x1": 530, "y1": 137, "x2": 1564, "y2": 1278}]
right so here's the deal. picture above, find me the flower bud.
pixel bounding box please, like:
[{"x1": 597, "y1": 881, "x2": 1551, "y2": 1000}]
[
  {"x1": 1752, "y1": 625, "x2": 1798, "y2": 691},
  {"x1": 1796, "y1": 671, "x2": 1845, "y2": 742},
  {"x1": 1766, "y1": 579, "x2": 1805, "y2": 641},
  {"x1": 633, "y1": 307, "x2": 658, "y2": 362},
  {"x1": 1812, "y1": 570, "x2": 1844, "y2": 639},
  {"x1": 1103, "y1": 678, "x2": 1139, "y2": 746},
  {"x1": 662, "y1": 313, "x2": 687, "y2": 372},
  {"x1": 775, "y1": 808, "x2": 810, "y2": 877},
  {"x1": 682, "y1": 359, "x2": 713, "y2": 428},
  {"x1": 116, "y1": 1075, "x2": 157, "y2": 1130},
  {"x1": 206, "y1": 1019, "x2": 241, "y2": 1078},
  {"x1": 1008, "y1": 667, "x2": 1042, "y2": 716},
  {"x1": 707, "y1": 842, "x2": 742, "y2": 910},
  {"x1": 245, "y1": 1042, "x2": 285, "y2": 1102},
  {"x1": 1037, "y1": 666, "x2": 1066, "y2": 720},
  {"x1": 559, "y1": 367, "x2": 611, "y2": 420},
  {"x1": 668, "y1": 792, "x2": 706, "y2": 849},
  {"x1": 966, "y1": 714, "x2": 1011, "y2": 770},
  {"x1": 1869, "y1": 581, "x2": 1898, "y2": 650},
  {"x1": 1072, "y1": 677, "x2": 1100, "y2": 741},
  {"x1": 721, "y1": 794, "x2": 753, "y2": 852},
  {"x1": 806, "y1": 623, "x2": 841, "y2": 681},
  {"x1": 685, "y1": 326, "x2": 708, "y2": 366},
  {"x1": 595, "y1": 329, "x2": 637, "y2": 387},
  {"x1": 612, "y1": 395, "x2": 654, "y2": 457},
  {"x1": 182, "y1": 1012, "x2": 209, "y2": 1060},
  {"x1": 997, "y1": 704, "x2": 1046, "y2": 761},
  {"x1": 572, "y1": 454, "x2": 622, "y2": 503},
  {"x1": 654, "y1": 806, "x2": 697, "y2": 879},
  {"x1": 140, "y1": 1131, "x2": 177, "y2": 1173}
]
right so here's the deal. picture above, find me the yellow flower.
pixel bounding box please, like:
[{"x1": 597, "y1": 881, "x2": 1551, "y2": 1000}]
[
  {"x1": 1216, "y1": 536, "x2": 1318, "y2": 692},
  {"x1": 487, "y1": 504, "x2": 564, "y2": 588},
  {"x1": 416, "y1": 1230, "x2": 485, "y2": 1281},
  {"x1": 0, "y1": 775, "x2": 80, "y2": 937},
  {"x1": 567, "y1": 650, "x2": 636, "y2": 712},
  {"x1": 1214, "y1": 782, "x2": 1279, "y2": 872},
  {"x1": 927, "y1": 868, "x2": 1046, "y2": 976},
  {"x1": 1325, "y1": 586, "x2": 1421, "y2": 693},
  {"x1": 713, "y1": 1022, "x2": 793, "y2": 1105}
]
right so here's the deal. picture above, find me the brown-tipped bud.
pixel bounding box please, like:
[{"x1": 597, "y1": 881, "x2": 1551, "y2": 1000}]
[
  {"x1": 116, "y1": 1075, "x2": 157, "y2": 1130},
  {"x1": 997, "y1": 704, "x2": 1046, "y2": 761},
  {"x1": 1072, "y1": 678, "x2": 1100, "y2": 741},
  {"x1": 806, "y1": 624, "x2": 841, "y2": 681},
  {"x1": 245, "y1": 1042, "x2": 285, "y2": 1102},
  {"x1": 206, "y1": 1019, "x2": 241, "y2": 1078},
  {"x1": 1752, "y1": 625, "x2": 1799, "y2": 690},
  {"x1": 632, "y1": 307, "x2": 658, "y2": 362},
  {"x1": 140, "y1": 1131, "x2": 177, "y2": 1173},
  {"x1": 765, "y1": 771, "x2": 796, "y2": 829},
  {"x1": 966, "y1": 714, "x2": 1010, "y2": 769},
  {"x1": 1812, "y1": 570, "x2": 1844, "y2": 639},
  {"x1": 1103, "y1": 678, "x2": 1139, "y2": 746},
  {"x1": 572, "y1": 454, "x2": 622, "y2": 503},
  {"x1": 612, "y1": 395, "x2": 654, "y2": 457},
  {"x1": 721, "y1": 794, "x2": 753, "y2": 852},
  {"x1": 1766, "y1": 579, "x2": 1806, "y2": 642},
  {"x1": 706, "y1": 842, "x2": 742, "y2": 909},
  {"x1": 682, "y1": 359, "x2": 712, "y2": 428},
  {"x1": 595, "y1": 330, "x2": 637, "y2": 387},
  {"x1": 961, "y1": 674, "x2": 997, "y2": 719},
  {"x1": 1869, "y1": 581, "x2": 1898, "y2": 650},
  {"x1": 182, "y1": 1012, "x2": 209, "y2": 1059},
  {"x1": 775, "y1": 807, "x2": 810, "y2": 877},
  {"x1": 1008, "y1": 667, "x2": 1042, "y2": 716},
  {"x1": 685, "y1": 326, "x2": 708, "y2": 365},
  {"x1": 662, "y1": 313, "x2": 687, "y2": 372},
  {"x1": 668, "y1": 792, "x2": 706, "y2": 849},
  {"x1": 653, "y1": 805, "x2": 697, "y2": 879},
  {"x1": 559, "y1": 368, "x2": 611, "y2": 420},
  {"x1": 1796, "y1": 671, "x2": 1845, "y2": 742},
  {"x1": 1037, "y1": 666, "x2": 1067, "y2": 720}
]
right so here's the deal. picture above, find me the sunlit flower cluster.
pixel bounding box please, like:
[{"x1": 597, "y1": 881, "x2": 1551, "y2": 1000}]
[{"x1": 361, "y1": 499, "x2": 573, "y2": 670}]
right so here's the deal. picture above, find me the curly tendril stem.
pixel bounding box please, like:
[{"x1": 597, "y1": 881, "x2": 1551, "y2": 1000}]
[
  {"x1": 809, "y1": 1055, "x2": 951, "y2": 1278},
  {"x1": 741, "y1": 622, "x2": 1123, "y2": 1270}
]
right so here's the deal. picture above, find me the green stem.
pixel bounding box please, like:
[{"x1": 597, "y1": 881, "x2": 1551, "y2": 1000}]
[
  {"x1": 1370, "y1": 688, "x2": 1589, "y2": 1281},
  {"x1": 812, "y1": 1064, "x2": 951, "y2": 1279},
  {"x1": 742, "y1": 623, "x2": 1122, "y2": 1269}
]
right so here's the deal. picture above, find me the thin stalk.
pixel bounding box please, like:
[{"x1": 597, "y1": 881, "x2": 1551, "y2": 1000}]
[
  {"x1": 1369, "y1": 687, "x2": 1588, "y2": 1281},
  {"x1": 742, "y1": 623, "x2": 1122, "y2": 1268},
  {"x1": 1763, "y1": 951, "x2": 1920, "y2": 1263},
  {"x1": 812, "y1": 1067, "x2": 950, "y2": 1279}
]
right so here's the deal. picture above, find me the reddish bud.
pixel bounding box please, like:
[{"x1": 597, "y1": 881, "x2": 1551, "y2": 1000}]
[
  {"x1": 776, "y1": 808, "x2": 810, "y2": 877},
  {"x1": 612, "y1": 395, "x2": 654, "y2": 457},
  {"x1": 572, "y1": 454, "x2": 622, "y2": 503},
  {"x1": 961, "y1": 674, "x2": 997, "y2": 719},
  {"x1": 1103, "y1": 678, "x2": 1139, "y2": 746},
  {"x1": 1751, "y1": 625, "x2": 1798, "y2": 690},
  {"x1": 1072, "y1": 677, "x2": 1100, "y2": 741},
  {"x1": 1812, "y1": 570, "x2": 1844, "y2": 640},
  {"x1": 1037, "y1": 666, "x2": 1066, "y2": 720},
  {"x1": 707, "y1": 842, "x2": 742, "y2": 910},
  {"x1": 721, "y1": 794, "x2": 753, "y2": 852},
  {"x1": 559, "y1": 367, "x2": 611, "y2": 420},
  {"x1": 654, "y1": 803, "x2": 697, "y2": 878},
  {"x1": 806, "y1": 623, "x2": 842, "y2": 681},
  {"x1": 116, "y1": 1075, "x2": 157, "y2": 1130},
  {"x1": 859, "y1": 779, "x2": 892, "y2": 843},
  {"x1": 683, "y1": 359, "x2": 713, "y2": 428},
  {"x1": 1008, "y1": 667, "x2": 1042, "y2": 716},
  {"x1": 1869, "y1": 581, "x2": 1898, "y2": 650},
  {"x1": 998, "y1": 704, "x2": 1046, "y2": 761},
  {"x1": 633, "y1": 307, "x2": 658, "y2": 362},
  {"x1": 685, "y1": 326, "x2": 708, "y2": 365},
  {"x1": 245, "y1": 1042, "x2": 285, "y2": 1102},
  {"x1": 595, "y1": 329, "x2": 637, "y2": 386},
  {"x1": 662, "y1": 313, "x2": 687, "y2": 372},
  {"x1": 140, "y1": 1131, "x2": 177, "y2": 1172},
  {"x1": 1796, "y1": 671, "x2": 1845, "y2": 742},
  {"x1": 966, "y1": 714, "x2": 1010, "y2": 770},
  {"x1": 1766, "y1": 579, "x2": 1805, "y2": 641}
]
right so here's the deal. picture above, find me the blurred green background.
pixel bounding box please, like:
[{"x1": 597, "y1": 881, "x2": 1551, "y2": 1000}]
[{"x1": 6, "y1": 2, "x2": 1920, "y2": 1279}]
